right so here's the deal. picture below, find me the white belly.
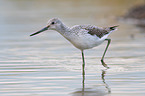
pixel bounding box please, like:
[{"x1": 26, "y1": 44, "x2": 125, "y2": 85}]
[{"x1": 67, "y1": 34, "x2": 108, "y2": 50}]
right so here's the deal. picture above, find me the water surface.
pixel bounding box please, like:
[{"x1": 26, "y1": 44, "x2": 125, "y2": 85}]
[{"x1": 0, "y1": 0, "x2": 145, "y2": 96}]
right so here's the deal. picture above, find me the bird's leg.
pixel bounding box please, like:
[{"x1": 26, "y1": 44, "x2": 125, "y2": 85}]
[
  {"x1": 101, "y1": 39, "x2": 111, "y2": 69},
  {"x1": 81, "y1": 50, "x2": 85, "y2": 89},
  {"x1": 81, "y1": 50, "x2": 85, "y2": 68}
]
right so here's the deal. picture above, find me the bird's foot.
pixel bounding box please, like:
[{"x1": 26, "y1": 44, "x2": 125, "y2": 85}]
[{"x1": 101, "y1": 60, "x2": 110, "y2": 69}]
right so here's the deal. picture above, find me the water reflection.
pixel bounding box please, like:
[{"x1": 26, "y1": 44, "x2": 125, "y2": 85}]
[
  {"x1": 72, "y1": 69, "x2": 111, "y2": 96},
  {"x1": 101, "y1": 70, "x2": 111, "y2": 94}
]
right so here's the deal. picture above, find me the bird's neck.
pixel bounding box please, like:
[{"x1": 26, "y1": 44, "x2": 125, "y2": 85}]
[
  {"x1": 57, "y1": 23, "x2": 70, "y2": 35},
  {"x1": 55, "y1": 23, "x2": 73, "y2": 42}
]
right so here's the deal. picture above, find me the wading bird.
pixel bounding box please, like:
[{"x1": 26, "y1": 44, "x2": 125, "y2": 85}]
[{"x1": 30, "y1": 18, "x2": 118, "y2": 69}]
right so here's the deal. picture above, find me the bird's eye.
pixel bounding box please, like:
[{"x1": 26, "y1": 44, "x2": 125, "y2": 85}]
[{"x1": 51, "y1": 22, "x2": 55, "y2": 24}]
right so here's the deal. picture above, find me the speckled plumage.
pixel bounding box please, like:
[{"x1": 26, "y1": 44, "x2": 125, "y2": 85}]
[{"x1": 70, "y1": 25, "x2": 109, "y2": 38}]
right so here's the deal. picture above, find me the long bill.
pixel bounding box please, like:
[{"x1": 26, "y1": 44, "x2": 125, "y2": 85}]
[{"x1": 30, "y1": 26, "x2": 49, "y2": 36}]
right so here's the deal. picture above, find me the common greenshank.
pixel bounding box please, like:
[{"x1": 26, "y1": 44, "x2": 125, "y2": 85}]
[{"x1": 30, "y1": 18, "x2": 118, "y2": 69}]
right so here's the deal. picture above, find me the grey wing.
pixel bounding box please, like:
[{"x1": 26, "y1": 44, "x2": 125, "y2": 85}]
[
  {"x1": 70, "y1": 25, "x2": 89, "y2": 34},
  {"x1": 82, "y1": 25, "x2": 109, "y2": 38}
]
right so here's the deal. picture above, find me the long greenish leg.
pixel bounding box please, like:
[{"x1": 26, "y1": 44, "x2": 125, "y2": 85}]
[
  {"x1": 81, "y1": 50, "x2": 85, "y2": 90},
  {"x1": 101, "y1": 39, "x2": 111, "y2": 68},
  {"x1": 81, "y1": 50, "x2": 85, "y2": 68}
]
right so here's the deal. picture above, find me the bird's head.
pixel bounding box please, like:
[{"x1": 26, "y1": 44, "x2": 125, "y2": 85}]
[{"x1": 30, "y1": 18, "x2": 62, "y2": 36}]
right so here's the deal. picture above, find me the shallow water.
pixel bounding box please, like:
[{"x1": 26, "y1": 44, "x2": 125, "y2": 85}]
[{"x1": 0, "y1": 0, "x2": 145, "y2": 96}]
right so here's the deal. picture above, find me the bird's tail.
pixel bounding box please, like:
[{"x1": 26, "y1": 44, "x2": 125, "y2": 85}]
[{"x1": 108, "y1": 25, "x2": 119, "y2": 32}]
